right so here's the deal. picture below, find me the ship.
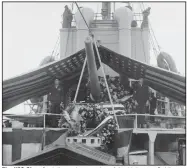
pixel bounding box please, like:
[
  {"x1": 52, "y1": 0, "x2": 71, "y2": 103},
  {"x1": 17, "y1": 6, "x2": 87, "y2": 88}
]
[{"x1": 2, "y1": 2, "x2": 186, "y2": 166}]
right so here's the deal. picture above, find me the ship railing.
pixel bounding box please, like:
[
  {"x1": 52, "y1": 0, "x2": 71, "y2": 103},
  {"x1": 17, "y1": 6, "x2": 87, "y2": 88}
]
[
  {"x1": 2, "y1": 113, "x2": 64, "y2": 129},
  {"x1": 7, "y1": 100, "x2": 185, "y2": 130},
  {"x1": 116, "y1": 113, "x2": 185, "y2": 130},
  {"x1": 3, "y1": 112, "x2": 185, "y2": 132},
  {"x1": 3, "y1": 113, "x2": 68, "y2": 150},
  {"x1": 23, "y1": 100, "x2": 185, "y2": 120},
  {"x1": 59, "y1": 12, "x2": 144, "y2": 28},
  {"x1": 156, "y1": 99, "x2": 185, "y2": 116},
  {"x1": 94, "y1": 12, "x2": 114, "y2": 20}
]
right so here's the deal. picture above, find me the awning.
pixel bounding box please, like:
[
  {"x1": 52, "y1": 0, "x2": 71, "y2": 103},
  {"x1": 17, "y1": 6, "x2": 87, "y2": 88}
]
[
  {"x1": 3, "y1": 45, "x2": 185, "y2": 112},
  {"x1": 98, "y1": 46, "x2": 185, "y2": 105},
  {"x1": 3, "y1": 49, "x2": 87, "y2": 111}
]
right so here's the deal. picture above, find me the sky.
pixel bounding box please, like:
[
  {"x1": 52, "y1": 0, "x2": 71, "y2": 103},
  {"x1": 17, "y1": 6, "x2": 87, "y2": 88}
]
[{"x1": 2, "y1": 2, "x2": 186, "y2": 114}]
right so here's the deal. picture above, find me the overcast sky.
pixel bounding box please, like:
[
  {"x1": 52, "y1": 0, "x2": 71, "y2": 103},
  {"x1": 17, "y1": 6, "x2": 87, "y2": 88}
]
[{"x1": 3, "y1": 2, "x2": 185, "y2": 114}]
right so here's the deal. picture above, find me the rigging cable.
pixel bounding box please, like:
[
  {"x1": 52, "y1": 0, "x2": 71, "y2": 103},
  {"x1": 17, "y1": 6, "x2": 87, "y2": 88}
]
[
  {"x1": 139, "y1": 3, "x2": 158, "y2": 59},
  {"x1": 138, "y1": 3, "x2": 147, "y2": 63},
  {"x1": 51, "y1": 35, "x2": 60, "y2": 58},
  {"x1": 54, "y1": 37, "x2": 60, "y2": 59},
  {"x1": 141, "y1": 3, "x2": 161, "y2": 53},
  {"x1": 139, "y1": 3, "x2": 158, "y2": 62},
  {"x1": 149, "y1": 29, "x2": 158, "y2": 59}
]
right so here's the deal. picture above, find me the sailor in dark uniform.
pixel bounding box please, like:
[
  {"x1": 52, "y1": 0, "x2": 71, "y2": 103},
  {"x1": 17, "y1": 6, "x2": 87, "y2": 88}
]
[
  {"x1": 134, "y1": 78, "x2": 149, "y2": 114},
  {"x1": 48, "y1": 79, "x2": 64, "y2": 127},
  {"x1": 62, "y1": 5, "x2": 73, "y2": 28}
]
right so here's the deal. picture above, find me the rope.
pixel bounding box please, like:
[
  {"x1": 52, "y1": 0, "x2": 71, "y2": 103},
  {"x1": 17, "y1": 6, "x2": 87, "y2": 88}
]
[
  {"x1": 149, "y1": 29, "x2": 158, "y2": 59},
  {"x1": 73, "y1": 57, "x2": 87, "y2": 103},
  {"x1": 139, "y1": 3, "x2": 157, "y2": 59},
  {"x1": 141, "y1": 3, "x2": 160, "y2": 53},
  {"x1": 51, "y1": 35, "x2": 60, "y2": 57},
  {"x1": 75, "y1": 2, "x2": 91, "y2": 32},
  {"x1": 54, "y1": 40, "x2": 60, "y2": 60},
  {"x1": 93, "y1": 38, "x2": 119, "y2": 129},
  {"x1": 140, "y1": 29, "x2": 147, "y2": 63}
]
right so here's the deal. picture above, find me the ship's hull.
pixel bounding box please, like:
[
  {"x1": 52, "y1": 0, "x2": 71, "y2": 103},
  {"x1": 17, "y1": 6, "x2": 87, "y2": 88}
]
[{"x1": 3, "y1": 127, "x2": 185, "y2": 165}]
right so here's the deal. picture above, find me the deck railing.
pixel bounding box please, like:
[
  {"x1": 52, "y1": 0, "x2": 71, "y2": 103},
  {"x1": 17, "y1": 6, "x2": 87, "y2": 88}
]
[
  {"x1": 60, "y1": 12, "x2": 143, "y2": 28},
  {"x1": 115, "y1": 114, "x2": 185, "y2": 130},
  {"x1": 3, "y1": 113, "x2": 64, "y2": 128},
  {"x1": 3, "y1": 112, "x2": 185, "y2": 130}
]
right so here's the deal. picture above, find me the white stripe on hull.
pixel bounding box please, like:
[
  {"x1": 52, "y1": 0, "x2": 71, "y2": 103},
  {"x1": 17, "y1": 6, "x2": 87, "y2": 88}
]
[
  {"x1": 21, "y1": 143, "x2": 41, "y2": 160},
  {"x1": 3, "y1": 145, "x2": 12, "y2": 165}
]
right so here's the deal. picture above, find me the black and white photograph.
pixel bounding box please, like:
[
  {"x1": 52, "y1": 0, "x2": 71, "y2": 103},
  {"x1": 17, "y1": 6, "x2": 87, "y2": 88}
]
[{"x1": 2, "y1": 1, "x2": 186, "y2": 166}]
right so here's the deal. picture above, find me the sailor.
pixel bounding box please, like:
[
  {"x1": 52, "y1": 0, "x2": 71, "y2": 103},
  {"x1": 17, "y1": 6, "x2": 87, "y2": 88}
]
[
  {"x1": 48, "y1": 79, "x2": 64, "y2": 127},
  {"x1": 141, "y1": 7, "x2": 151, "y2": 29},
  {"x1": 134, "y1": 78, "x2": 149, "y2": 114},
  {"x1": 149, "y1": 92, "x2": 157, "y2": 115},
  {"x1": 62, "y1": 5, "x2": 73, "y2": 28}
]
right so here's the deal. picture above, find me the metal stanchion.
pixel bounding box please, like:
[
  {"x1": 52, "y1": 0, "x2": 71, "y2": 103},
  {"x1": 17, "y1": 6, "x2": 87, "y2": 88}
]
[{"x1": 43, "y1": 114, "x2": 46, "y2": 148}]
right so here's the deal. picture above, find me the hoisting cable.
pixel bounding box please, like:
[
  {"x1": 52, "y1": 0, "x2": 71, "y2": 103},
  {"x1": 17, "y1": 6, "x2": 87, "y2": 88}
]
[
  {"x1": 75, "y1": 2, "x2": 89, "y2": 29},
  {"x1": 75, "y1": 2, "x2": 91, "y2": 33}
]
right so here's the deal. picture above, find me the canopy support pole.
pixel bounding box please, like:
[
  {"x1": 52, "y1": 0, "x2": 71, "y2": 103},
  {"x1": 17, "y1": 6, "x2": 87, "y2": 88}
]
[{"x1": 73, "y1": 57, "x2": 87, "y2": 103}]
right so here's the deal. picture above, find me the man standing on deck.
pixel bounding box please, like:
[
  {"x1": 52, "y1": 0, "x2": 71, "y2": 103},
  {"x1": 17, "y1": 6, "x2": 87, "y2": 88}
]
[
  {"x1": 134, "y1": 78, "x2": 149, "y2": 114},
  {"x1": 48, "y1": 79, "x2": 64, "y2": 127},
  {"x1": 149, "y1": 93, "x2": 157, "y2": 115}
]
